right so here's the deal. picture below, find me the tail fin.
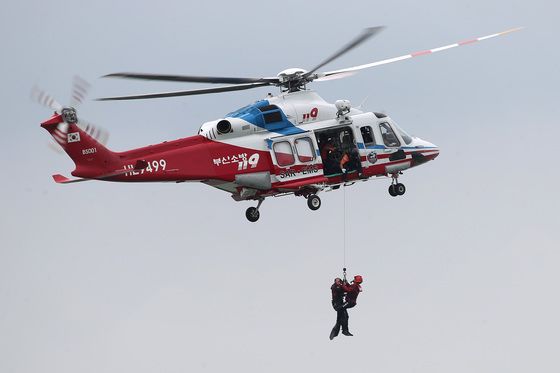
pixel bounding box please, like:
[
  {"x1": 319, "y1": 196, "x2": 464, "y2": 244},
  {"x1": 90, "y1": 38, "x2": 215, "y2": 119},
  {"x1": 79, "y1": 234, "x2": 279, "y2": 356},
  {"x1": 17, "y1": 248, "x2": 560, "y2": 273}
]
[{"x1": 41, "y1": 111, "x2": 120, "y2": 178}]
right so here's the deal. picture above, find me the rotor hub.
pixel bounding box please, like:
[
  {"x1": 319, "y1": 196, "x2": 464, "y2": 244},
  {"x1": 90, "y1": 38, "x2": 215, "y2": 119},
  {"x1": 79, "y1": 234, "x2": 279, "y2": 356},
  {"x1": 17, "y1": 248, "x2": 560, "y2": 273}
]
[
  {"x1": 276, "y1": 68, "x2": 312, "y2": 92},
  {"x1": 276, "y1": 68, "x2": 308, "y2": 83},
  {"x1": 61, "y1": 107, "x2": 78, "y2": 124}
]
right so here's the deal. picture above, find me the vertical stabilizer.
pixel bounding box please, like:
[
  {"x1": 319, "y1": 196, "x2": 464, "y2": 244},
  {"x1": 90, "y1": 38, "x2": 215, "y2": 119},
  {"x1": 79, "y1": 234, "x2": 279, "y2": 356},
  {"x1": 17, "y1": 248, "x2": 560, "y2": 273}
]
[{"x1": 41, "y1": 109, "x2": 120, "y2": 178}]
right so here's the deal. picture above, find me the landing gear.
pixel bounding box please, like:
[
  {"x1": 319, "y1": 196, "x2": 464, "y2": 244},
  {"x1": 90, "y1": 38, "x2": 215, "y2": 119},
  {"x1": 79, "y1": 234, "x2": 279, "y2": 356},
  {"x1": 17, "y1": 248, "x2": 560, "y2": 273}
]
[
  {"x1": 245, "y1": 207, "x2": 260, "y2": 222},
  {"x1": 388, "y1": 173, "x2": 406, "y2": 197},
  {"x1": 394, "y1": 183, "x2": 406, "y2": 195},
  {"x1": 307, "y1": 194, "x2": 321, "y2": 211},
  {"x1": 245, "y1": 198, "x2": 264, "y2": 222}
]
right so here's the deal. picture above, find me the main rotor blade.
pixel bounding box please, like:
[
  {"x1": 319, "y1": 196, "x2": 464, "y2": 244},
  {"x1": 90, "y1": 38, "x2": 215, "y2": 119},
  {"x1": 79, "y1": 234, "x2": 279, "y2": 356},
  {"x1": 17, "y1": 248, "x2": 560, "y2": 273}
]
[
  {"x1": 319, "y1": 27, "x2": 523, "y2": 79},
  {"x1": 304, "y1": 26, "x2": 385, "y2": 78},
  {"x1": 103, "y1": 72, "x2": 279, "y2": 85},
  {"x1": 96, "y1": 82, "x2": 272, "y2": 101}
]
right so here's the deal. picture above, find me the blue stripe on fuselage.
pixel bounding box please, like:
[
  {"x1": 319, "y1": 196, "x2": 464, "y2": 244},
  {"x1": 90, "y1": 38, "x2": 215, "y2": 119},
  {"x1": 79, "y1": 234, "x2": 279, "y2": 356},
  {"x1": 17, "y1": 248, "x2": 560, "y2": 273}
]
[
  {"x1": 226, "y1": 100, "x2": 305, "y2": 136},
  {"x1": 365, "y1": 145, "x2": 386, "y2": 150}
]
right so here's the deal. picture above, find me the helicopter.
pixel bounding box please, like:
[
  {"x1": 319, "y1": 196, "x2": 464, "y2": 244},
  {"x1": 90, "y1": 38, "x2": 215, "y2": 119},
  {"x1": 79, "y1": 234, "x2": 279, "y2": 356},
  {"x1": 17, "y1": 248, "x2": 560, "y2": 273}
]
[{"x1": 35, "y1": 26, "x2": 521, "y2": 222}]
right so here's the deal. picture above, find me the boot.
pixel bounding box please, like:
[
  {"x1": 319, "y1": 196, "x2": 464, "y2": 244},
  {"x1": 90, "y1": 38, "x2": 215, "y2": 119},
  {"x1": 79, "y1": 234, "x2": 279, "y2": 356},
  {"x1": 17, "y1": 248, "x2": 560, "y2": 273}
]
[
  {"x1": 342, "y1": 330, "x2": 353, "y2": 336},
  {"x1": 329, "y1": 325, "x2": 340, "y2": 340}
]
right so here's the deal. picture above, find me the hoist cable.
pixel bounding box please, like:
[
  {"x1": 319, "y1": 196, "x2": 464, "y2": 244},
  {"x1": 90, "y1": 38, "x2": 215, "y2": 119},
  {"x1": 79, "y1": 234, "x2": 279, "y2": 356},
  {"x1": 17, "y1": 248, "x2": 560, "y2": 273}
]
[{"x1": 343, "y1": 184, "x2": 347, "y2": 269}]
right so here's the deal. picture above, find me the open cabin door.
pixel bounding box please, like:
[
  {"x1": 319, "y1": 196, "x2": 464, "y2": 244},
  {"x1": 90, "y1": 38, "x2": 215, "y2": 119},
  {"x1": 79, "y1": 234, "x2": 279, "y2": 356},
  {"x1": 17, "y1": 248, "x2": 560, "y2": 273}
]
[
  {"x1": 268, "y1": 132, "x2": 322, "y2": 183},
  {"x1": 315, "y1": 125, "x2": 362, "y2": 178}
]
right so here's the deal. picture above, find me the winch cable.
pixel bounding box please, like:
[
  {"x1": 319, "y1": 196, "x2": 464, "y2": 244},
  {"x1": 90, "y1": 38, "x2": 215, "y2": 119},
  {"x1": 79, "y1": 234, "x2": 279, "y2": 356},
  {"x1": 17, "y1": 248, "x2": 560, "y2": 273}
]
[
  {"x1": 343, "y1": 184, "x2": 348, "y2": 278},
  {"x1": 343, "y1": 184, "x2": 347, "y2": 268}
]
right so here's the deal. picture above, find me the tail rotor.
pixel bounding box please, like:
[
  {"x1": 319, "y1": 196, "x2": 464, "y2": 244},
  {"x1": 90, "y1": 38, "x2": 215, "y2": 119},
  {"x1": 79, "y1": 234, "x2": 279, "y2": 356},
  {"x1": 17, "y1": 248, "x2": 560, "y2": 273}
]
[
  {"x1": 77, "y1": 118, "x2": 109, "y2": 146},
  {"x1": 31, "y1": 85, "x2": 63, "y2": 113},
  {"x1": 31, "y1": 76, "x2": 110, "y2": 152},
  {"x1": 69, "y1": 75, "x2": 91, "y2": 107}
]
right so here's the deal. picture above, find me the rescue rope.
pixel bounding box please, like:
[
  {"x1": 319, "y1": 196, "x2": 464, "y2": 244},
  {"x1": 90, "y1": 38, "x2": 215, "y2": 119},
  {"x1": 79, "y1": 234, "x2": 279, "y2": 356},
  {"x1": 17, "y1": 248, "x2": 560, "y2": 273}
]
[{"x1": 343, "y1": 184, "x2": 347, "y2": 268}]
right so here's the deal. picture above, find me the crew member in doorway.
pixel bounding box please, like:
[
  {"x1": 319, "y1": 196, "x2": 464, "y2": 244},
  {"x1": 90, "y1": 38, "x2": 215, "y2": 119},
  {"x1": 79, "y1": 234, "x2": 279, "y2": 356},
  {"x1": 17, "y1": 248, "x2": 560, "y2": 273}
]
[
  {"x1": 340, "y1": 274, "x2": 363, "y2": 337},
  {"x1": 321, "y1": 138, "x2": 342, "y2": 176},
  {"x1": 340, "y1": 152, "x2": 350, "y2": 171},
  {"x1": 340, "y1": 147, "x2": 362, "y2": 175},
  {"x1": 329, "y1": 277, "x2": 345, "y2": 340}
]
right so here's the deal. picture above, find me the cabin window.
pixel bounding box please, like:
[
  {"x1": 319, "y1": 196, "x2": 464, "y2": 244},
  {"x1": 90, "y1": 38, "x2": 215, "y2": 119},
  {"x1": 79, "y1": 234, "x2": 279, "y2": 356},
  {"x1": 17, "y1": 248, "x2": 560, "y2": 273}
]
[
  {"x1": 379, "y1": 122, "x2": 401, "y2": 147},
  {"x1": 294, "y1": 137, "x2": 315, "y2": 163},
  {"x1": 360, "y1": 126, "x2": 376, "y2": 146},
  {"x1": 273, "y1": 141, "x2": 295, "y2": 166}
]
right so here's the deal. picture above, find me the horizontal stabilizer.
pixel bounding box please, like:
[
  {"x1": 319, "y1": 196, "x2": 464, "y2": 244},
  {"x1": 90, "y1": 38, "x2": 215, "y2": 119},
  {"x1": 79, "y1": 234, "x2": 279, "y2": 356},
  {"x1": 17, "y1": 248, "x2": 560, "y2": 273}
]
[{"x1": 52, "y1": 174, "x2": 89, "y2": 184}]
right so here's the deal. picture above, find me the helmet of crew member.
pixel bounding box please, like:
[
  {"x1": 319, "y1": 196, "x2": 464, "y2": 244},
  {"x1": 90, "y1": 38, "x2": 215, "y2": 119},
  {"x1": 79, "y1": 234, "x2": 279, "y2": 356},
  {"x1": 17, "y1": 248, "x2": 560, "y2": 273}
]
[{"x1": 354, "y1": 275, "x2": 363, "y2": 284}]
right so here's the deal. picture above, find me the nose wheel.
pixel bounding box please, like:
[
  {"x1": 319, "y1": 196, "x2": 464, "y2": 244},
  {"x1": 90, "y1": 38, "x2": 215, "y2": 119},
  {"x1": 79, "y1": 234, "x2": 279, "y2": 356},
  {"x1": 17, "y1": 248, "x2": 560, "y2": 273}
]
[
  {"x1": 245, "y1": 198, "x2": 264, "y2": 222},
  {"x1": 388, "y1": 173, "x2": 406, "y2": 197}
]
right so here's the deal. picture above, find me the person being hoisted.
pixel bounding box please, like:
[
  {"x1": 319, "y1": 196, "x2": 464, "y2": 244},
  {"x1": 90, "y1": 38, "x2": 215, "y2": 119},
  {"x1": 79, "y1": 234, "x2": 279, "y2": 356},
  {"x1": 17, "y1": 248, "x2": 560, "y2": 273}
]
[
  {"x1": 329, "y1": 277, "x2": 346, "y2": 340},
  {"x1": 329, "y1": 270, "x2": 364, "y2": 340}
]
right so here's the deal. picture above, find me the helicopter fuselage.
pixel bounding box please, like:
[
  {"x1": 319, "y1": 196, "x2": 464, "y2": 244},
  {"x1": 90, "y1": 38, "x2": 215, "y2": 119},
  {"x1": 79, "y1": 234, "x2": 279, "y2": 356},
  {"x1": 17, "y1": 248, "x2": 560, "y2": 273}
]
[{"x1": 41, "y1": 90, "x2": 439, "y2": 206}]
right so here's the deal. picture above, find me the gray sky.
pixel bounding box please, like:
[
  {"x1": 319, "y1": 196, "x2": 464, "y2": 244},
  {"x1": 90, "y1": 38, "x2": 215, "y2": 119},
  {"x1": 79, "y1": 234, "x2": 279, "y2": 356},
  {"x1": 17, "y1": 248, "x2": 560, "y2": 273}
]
[{"x1": 1, "y1": 0, "x2": 559, "y2": 372}]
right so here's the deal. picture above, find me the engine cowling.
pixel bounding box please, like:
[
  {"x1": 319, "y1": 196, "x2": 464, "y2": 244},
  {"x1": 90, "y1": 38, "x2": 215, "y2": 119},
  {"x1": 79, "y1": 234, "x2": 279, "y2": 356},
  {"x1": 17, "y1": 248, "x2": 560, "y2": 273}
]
[{"x1": 198, "y1": 117, "x2": 255, "y2": 140}]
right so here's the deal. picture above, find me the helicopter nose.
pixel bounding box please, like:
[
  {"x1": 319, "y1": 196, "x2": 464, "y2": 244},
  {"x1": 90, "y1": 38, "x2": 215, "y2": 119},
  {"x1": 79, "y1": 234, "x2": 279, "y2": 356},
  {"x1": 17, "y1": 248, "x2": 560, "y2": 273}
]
[
  {"x1": 424, "y1": 140, "x2": 439, "y2": 157},
  {"x1": 431, "y1": 145, "x2": 440, "y2": 159},
  {"x1": 411, "y1": 138, "x2": 440, "y2": 165},
  {"x1": 413, "y1": 137, "x2": 437, "y2": 149}
]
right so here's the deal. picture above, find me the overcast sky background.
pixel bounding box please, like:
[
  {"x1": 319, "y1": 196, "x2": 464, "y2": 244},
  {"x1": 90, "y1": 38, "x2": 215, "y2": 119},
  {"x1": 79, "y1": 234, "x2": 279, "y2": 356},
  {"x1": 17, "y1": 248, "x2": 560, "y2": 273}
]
[{"x1": 1, "y1": 0, "x2": 559, "y2": 372}]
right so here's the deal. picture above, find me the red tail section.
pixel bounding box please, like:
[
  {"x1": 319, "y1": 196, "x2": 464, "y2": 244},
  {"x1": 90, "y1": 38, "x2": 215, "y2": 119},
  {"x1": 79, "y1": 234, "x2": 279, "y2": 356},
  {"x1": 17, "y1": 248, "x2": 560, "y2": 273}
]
[{"x1": 41, "y1": 112, "x2": 120, "y2": 178}]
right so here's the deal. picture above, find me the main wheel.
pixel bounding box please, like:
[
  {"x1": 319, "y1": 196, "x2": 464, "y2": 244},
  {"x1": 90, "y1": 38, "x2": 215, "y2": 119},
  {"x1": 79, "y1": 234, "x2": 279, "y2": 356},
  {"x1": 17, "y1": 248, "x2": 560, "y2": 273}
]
[
  {"x1": 245, "y1": 207, "x2": 260, "y2": 222},
  {"x1": 388, "y1": 184, "x2": 398, "y2": 197},
  {"x1": 307, "y1": 194, "x2": 321, "y2": 211},
  {"x1": 395, "y1": 183, "x2": 406, "y2": 195}
]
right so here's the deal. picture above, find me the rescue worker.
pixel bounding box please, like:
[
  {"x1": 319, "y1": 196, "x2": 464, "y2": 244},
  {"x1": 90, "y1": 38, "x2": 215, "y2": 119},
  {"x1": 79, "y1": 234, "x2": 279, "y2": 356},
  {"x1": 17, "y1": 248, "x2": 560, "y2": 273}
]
[
  {"x1": 343, "y1": 275, "x2": 363, "y2": 308},
  {"x1": 340, "y1": 147, "x2": 362, "y2": 175},
  {"x1": 339, "y1": 275, "x2": 363, "y2": 337},
  {"x1": 329, "y1": 277, "x2": 345, "y2": 340},
  {"x1": 321, "y1": 139, "x2": 342, "y2": 175},
  {"x1": 339, "y1": 152, "x2": 350, "y2": 171}
]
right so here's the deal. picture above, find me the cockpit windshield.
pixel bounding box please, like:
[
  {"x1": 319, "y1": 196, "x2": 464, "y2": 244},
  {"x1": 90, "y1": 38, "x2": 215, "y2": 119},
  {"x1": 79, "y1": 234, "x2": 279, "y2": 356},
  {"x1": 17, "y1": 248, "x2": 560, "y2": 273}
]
[{"x1": 392, "y1": 122, "x2": 413, "y2": 145}]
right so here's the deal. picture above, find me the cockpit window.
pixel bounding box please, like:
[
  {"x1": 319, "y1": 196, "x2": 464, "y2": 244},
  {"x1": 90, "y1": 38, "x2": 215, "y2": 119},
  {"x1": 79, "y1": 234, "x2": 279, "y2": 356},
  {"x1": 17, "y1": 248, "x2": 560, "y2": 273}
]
[
  {"x1": 360, "y1": 126, "x2": 376, "y2": 146},
  {"x1": 379, "y1": 122, "x2": 401, "y2": 147},
  {"x1": 392, "y1": 122, "x2": 413, "y2": 145}
]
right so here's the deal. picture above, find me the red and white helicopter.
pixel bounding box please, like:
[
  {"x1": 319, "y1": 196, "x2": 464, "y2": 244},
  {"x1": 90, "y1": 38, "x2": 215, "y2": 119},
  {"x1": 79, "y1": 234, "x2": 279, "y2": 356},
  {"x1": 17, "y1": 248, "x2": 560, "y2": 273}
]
[{"x1": 36, "y1": 27, "x2": 520, "y2": 222}]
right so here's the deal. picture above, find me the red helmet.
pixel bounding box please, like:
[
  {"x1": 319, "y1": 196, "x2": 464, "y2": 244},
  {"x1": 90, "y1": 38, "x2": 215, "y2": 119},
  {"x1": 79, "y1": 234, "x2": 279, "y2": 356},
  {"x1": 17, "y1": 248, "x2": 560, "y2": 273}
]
[{"x1": 354, "y1": 275, "x2": 363, "y2": 284}]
